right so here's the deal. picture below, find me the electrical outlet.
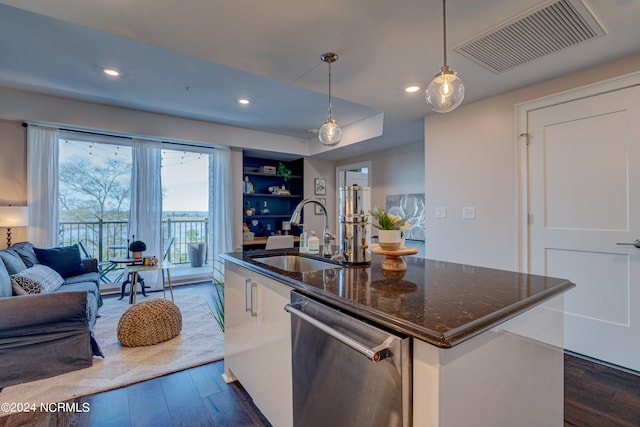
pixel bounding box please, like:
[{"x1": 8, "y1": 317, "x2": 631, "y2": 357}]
[
  {"x1": 463, "y1": 207, "x2": 476, "y2": 220},
  {"x1": 435, "y1": 207, "x2": 447, "y2": 218}
]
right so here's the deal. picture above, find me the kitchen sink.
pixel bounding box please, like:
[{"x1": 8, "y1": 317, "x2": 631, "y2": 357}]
[{"x1": 252, "y1": 255, "x2": 341, "y2": 272}]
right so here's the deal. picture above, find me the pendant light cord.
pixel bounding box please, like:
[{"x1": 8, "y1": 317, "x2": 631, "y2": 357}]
[
  {"x1": 442, "y1": 0, "x2": 448, "y2": 68},
  {"x1": 327, "y1": 60, "x2": 333, "y2": 119}
]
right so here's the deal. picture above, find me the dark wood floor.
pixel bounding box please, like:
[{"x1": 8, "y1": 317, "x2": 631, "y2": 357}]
[
  {"x1": 0, "y1": 361, "x2": 269, "y2": 427},
  {"x1": 564, "y1": 353, "x2": 640, "y2": 427},
  {"x1": 1, "y1": 283, "x2": 638, "y2": 426}
]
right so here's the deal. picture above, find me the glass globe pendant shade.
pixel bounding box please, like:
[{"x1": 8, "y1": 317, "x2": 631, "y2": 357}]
[
  {"x1": 425, "y1": 71, "x2": 465, "y2": 113},
  {"x1": 318, "y1": 117, "x2": 342, "y2": 146},
  {"x1": 426, "y1": 66, "x2": 465, "y2": 113}
]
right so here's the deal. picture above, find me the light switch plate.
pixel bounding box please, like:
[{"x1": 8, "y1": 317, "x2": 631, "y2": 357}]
[
  {"x1": 435, "y1": 207, "x2": 447, "y2": 218},
  {"x1": 463, "y1": 207, "x2": 476, "y2": 220}
]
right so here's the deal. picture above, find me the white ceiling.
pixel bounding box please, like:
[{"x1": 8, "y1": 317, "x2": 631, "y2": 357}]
[{"x1": 0, "y1": 0, "x2": 639, "y2": 159}]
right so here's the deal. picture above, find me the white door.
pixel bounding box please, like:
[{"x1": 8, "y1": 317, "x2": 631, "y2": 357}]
[{"x1": 528, "y1": 84, "x2": 640, "y2": 371}]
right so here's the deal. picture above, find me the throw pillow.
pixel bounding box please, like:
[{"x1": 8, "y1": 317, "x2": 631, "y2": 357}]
[
  {"x1": 0, "y1": 250, "x2": 28, "y2": 275},
  {"x1": 0, "y1": 260, "x2": 11, "y2": 298},
  {"x1": 10, "y1": 264, "x2": 65, "y2": 295},
  {"x1": 34, "y1": 244, "x2": 87, "y2": 278},
  {"x1": 10, "y1": 242, "x2": 38, "y2": 267}
]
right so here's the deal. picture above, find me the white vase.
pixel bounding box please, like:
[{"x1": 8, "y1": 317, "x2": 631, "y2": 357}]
[{"x1": 378, "y1": 229, "x2": 402, "y2": 251}]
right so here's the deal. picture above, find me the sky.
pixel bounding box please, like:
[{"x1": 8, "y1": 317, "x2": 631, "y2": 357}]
[
  {"x1": 161, "y1": 149, "x2": 208, "y2": 211},
  {"x1": 59, "y1": 139, "x2": 209, "y2": 212}
]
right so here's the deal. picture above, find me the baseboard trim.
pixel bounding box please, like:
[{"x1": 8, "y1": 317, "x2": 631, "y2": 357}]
[{"x1": 564, "y1": 350, "x2": 640, "y2": 377}]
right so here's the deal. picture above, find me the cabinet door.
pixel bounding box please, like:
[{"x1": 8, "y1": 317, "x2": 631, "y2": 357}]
[
  {"x1": 224, "y1": 263, "x2": 293, "y2": 427},
  {"x1": 224, "y1": 267, "x2": 255, "y2": 363}
]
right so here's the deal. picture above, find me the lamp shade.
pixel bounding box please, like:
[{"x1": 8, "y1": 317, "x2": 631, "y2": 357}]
[{"x1": 0, "y1": 206, "x2": 29, "y2": 227}]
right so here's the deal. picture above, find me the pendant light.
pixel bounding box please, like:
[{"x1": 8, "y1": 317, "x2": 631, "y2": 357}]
[
  {"x1": 426, "y1": 0, "x2": 465, "y2": 113},
  {"x1": 318, "y1": 52, "x2": 342, "y2": 146}
]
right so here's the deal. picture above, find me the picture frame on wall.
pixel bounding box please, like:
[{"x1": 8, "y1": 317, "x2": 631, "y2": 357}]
[
  {"x1": 315, "y1": 198, "x2": 326, "y2": 215},
  {"x1": 314, "y1": 178, "x2": 326, "y2": 195},
  {"x1": 386, "y1": 193, "x2": 426, "y2": 241}
]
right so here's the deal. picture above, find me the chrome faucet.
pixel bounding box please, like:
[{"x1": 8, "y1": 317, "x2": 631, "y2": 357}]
[{"x1": 290, "y1": 198, "x2": 334, "y2": 257}]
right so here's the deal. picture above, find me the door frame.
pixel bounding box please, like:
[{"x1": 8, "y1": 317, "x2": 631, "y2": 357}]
[
  {"x1": 335, "y1": 161, "x2": 372, "y2": 188},
  {"x1": 515, "y1": 71, "x2": 640, "y2": 273}
]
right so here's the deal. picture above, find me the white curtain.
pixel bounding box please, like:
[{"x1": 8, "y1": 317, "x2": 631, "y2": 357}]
[
  {"x1": 27, "y1": 125, "x2": 59, "y2": 247},
  {"x1": 129, "y1": 138, "x2": 163, "y2": 289},
  {"x1": 210, "y1": 147, "x2": 233, "y2": 280}
]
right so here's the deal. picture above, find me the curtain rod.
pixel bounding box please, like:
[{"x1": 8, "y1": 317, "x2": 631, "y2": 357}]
[
  {"x1": 61, "y1": 127, "x2": 130, "y2": 141},
  {"x1": 21, "y1": 121, "x2": 224, "y2": 151}
]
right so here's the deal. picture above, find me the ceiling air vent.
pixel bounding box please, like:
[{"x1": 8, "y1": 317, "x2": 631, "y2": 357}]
[{"x1": 453, "y1": 0, "x2": 606, "y2": 73}]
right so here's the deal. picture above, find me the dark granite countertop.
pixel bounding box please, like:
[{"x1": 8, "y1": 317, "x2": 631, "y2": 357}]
[{"x1": 221, "y1": 249, "x2": 575, "y2": 348}]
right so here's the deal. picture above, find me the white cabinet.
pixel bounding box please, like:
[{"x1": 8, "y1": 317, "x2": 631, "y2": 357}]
[{"x1": 223, "y1": 261, "x2": 293, "y2": 427}]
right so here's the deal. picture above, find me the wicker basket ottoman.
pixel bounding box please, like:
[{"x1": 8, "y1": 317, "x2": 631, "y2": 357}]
[{"x1": 117, "y1": 299, "x2": 182, "y2": 347}]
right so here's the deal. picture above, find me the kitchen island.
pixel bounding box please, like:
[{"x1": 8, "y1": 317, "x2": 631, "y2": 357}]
[{"x1": 221, "y1": 249, "x2": 575, "y2": 426}]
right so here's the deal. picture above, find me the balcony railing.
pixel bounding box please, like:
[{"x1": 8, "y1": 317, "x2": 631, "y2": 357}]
[{"x1": 59, "y1": 219, "x2": 208, "y2": 282}]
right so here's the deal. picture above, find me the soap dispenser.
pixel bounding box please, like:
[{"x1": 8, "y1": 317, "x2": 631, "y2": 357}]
[
  {"x1": 308, "y1": 231, "x2": 320, "y2": 255},
  {"x1": 299, "y1": 225, "x2": 309, "y2": 254}
]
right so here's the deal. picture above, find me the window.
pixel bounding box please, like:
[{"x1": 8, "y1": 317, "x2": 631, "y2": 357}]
[
  {"x1": 58, "y1": 134, "x2": 214, "y2": 286},
  {"x1": 161, "y1": 147, "x2": 210, "y2": 265},
  {"x1": 58, "y1": 136, "x2": 132, "y2": 262}
]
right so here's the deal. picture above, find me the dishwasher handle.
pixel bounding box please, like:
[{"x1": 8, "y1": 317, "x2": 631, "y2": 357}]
[{"x1": 284, "y1": 303, "x2": 392, "y2": 363}]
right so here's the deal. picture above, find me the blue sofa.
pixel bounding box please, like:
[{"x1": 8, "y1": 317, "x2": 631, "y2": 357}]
[{"x1": 0, "y1": 242, "x2": 103, "y2": 388}]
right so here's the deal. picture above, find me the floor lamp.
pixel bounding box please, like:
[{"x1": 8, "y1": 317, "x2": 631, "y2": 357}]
[{"x1": 0, "y1": 206, "x2": 29, "y2": 247}]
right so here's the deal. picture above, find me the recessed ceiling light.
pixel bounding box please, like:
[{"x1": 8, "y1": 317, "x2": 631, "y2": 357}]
[
  {"x1": 405, "y1": 85, "x2": 420, "y2": 93},
  {"x1": 238, "y1": 98, "x2": 250, "y2": 105},
  {"x1": 103, "y1": 68, "x2": 120, "y2": 77}
]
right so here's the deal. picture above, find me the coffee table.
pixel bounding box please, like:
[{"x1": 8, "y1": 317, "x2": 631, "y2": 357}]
[
  {"x1": 109, "y1": 257, "x2": 148, "y2": 300},
  {"x1": 126, "y1": 261, "x2": 175, "y2": 304}
]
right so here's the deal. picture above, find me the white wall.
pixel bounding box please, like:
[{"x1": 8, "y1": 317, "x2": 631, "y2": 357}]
[
  {"x1": 302, "y1": 157, "x2": 337, "y2": 236},
  {"x1": 425, "y1": 99, "x2": 516, "y2": 269},
  {"x1": 0, "y1": 87, "x2": 310, "y2": 155},
  {"x1": 337, "y1": 141, "x2": 425, "y2": 211},
  {"x1": 337, "y1": 142, "x2": 426, "y2": 255},
  {"x1": 0, "y1": 119, "x2": 27, "y2": 205},
  {"x1": 0, "y1": 119, "x2": 28, "y2": 248},
  {"x1": 231, "y1": 149, "x2": 245, "y2": 251},
  {"x1": 425, "y1": 53, "x2": 640, "y2": 271}
]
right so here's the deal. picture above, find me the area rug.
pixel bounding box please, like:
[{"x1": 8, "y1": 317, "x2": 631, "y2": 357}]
[{"x1": 0, "y1": 291, "x2": 223, "y2": 412}]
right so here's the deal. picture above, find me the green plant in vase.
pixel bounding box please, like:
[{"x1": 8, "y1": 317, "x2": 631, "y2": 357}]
[
  {"x1": 277, "y1": 162, "x2": 292, "y2": 182},
  {"x1": 245, "y1": 200, "x2": 254, "y2": 216},
  {"x1": 369, "y1": 207, "x2": 410, "y2": 250},
  {"x1": 129, "y1": 240, "x2": 146, "y2": 259}
]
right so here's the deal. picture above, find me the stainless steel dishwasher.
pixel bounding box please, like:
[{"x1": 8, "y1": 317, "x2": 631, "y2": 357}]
[{"x1": 285, "y1": 291, "x2": 411, "y2": 427}]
